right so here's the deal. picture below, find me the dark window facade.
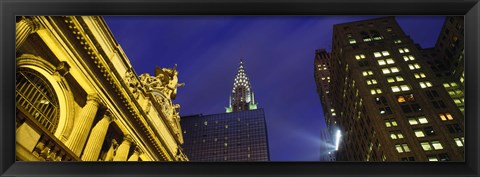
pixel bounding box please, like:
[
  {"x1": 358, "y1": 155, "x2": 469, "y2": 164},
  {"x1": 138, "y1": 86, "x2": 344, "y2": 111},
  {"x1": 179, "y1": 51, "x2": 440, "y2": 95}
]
[{"x1": 181, "y1": 109, "x2": 269, "y2": 161}]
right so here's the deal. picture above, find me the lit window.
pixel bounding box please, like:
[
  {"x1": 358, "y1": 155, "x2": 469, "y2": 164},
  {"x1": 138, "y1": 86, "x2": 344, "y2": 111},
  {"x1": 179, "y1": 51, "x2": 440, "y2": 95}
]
[
  {"x1": 385, "y1": 121, "x2": 392, "y2": 127},
  {"x1": 421, "y1": 142, "x2": 432, "y2": 151},
  {"x1": 362, "y1": 70, "x2": 374, "y2": 76},
  {"x1": 386, "y1": 58, "x2": 395, "y2": 64},
  {"x1": 409, "y1": 118, "x2": 419, "y2": 125},
  {"x1": 382, "y1": 51, "x2": 390, "y2": 56},
  {"x1": 398, "y1": 47, "x2": 410, "y2": 53},
  {"x1": 355, "y1": 54, "x2": 366, "y2": 60},
  {"x1": 402, "y1": 144, "x2": 410, "y2": 152},
  {"x1": 408, "y1": 116, "x2": 428, "y2": 125},
  {"x1": 414, "y1": 72, "x2": 426, "y2": 79},
  {"x1": 387, "y1": 77, "x2": 395, "y2": 83},
  {"x1": 349, "y1": 39, "x2": 357, "y2": 44},
  {"x1": 374, "y1": 51, "x2": 390, "y2": 58},
  {"x1": 400, "y1": 85, "x2": 410, "y2": 91},
  {"x1": 390, "y1": 133, "x2": 397, "y2": 139},
  {"x1": 366, "y1": 79, "x2": 378, "y2": 85},
  {"x1": 428, "y1": 157, "x2": 439, "y2": 161},
  {"x1": 370, "y1": 88, "x2": 382, "y2": 95},
  {"x1": 419, "y1": 82, "x2": 433, "y2": 88},
  {"x1": 392, "y1": 67, "x2": 399, "y2": 73},
  {"x1": 391, "y1": 120, "x2": 398, "y2": 126},
  {"x1": 453, "y1": 98, "x2": 463, "y2": 104},
  {"x1": 390, "y1": 131, "x2": 404, "y2": 139},
  {"x1": 395, "y1": 144, "x2": 404, "y2": 153},
  {"x1": 408, "y1": 63, "x2": 421, "y2": 70},
  {"x1": 382, "y1": 68, "x2": 391, "y2": 74},
  {"x1": 204, "y1": 121, "x2": 208, "y2": 126},
  {"x1": 439, "y1": 113, "x2": 454, "y2": 121},
  {"x1": 431, "y1": 141, "x2": 444, "y2": 150},
  {"x1": 377, "y1": 58, "x2": 395, "y2": 66},
  {"x1": 443, "y1": 82, "x2": 459, "y2": 88},
  {"x1": 396, "y1": 76, "x2": 404, "y2": 82},
  {"x1": 418, "y1": 116, "x2": 428, "y2": 124},
  {"x1": 454, "y1": 137, "x2": 464, "y2": 147},
  {"x1": 397, "y1": 133, "x2": 404, "y2": 139},
  {"x1": 394, "y1": 39, "x2": 402, "y2": 44},
  {"x1": 414, "y1": 130, "x2": 425, "y2": 137},
  {"x1": 382, "y1": 67, "x2": 400, "y2": 74},
  {"x1": 378, "y1": 60, "x2": 386, "y2": 66},
  {"x1": 391, "y1": 86, "x2": 400, "y2": 92},
  {"x1": 403, "y1": 55, "x2": 415, "y2": 61}
]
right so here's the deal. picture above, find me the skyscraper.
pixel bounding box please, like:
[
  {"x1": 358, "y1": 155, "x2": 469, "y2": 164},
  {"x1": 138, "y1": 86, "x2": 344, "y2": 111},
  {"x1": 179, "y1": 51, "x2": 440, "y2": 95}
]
[
  {"x1": 320, "y1": 16, "x2": 464, "y2": 161},
  {"x1": 181, "y1": 60, "x2": 269, "y2": 161},
  {"x1": 314, "y1": 49, "x2": 334, "y2": 132},
  {"x1": 422, "y1": 16, "x2": 465, "y2": 114},
  {"x1": 226, "y1": 60, "x2": 258, "y2": 113}
]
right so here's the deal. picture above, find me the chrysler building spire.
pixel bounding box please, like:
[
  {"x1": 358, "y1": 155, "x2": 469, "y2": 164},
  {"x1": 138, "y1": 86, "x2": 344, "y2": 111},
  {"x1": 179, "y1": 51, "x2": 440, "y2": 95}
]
[{"x1": 226, "y1": 59, "x2": 257, "y2": 113}]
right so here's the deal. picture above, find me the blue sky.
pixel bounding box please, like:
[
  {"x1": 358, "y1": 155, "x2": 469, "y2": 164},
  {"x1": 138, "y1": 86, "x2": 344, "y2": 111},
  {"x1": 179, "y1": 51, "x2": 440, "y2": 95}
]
[{"x1": 104, "y1": 16, "x2": 445, "y2": 161}]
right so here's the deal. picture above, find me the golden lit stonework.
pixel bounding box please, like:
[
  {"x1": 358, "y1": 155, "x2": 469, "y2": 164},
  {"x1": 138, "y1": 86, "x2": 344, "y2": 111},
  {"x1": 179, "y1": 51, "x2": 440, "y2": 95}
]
[{"x1": 15, "y1": 16, "x2": 188, "y2": 161}]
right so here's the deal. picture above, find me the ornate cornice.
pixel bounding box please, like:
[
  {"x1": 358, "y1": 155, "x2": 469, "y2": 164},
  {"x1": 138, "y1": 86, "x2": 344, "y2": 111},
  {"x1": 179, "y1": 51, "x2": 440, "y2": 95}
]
[{"x1": 62, "y1": 16, "x2": 174, "y2": 161}]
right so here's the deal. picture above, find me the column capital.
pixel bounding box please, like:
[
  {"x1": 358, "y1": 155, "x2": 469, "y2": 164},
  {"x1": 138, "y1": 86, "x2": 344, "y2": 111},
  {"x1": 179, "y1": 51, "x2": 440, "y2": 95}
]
[
  {"x1": 111, "y1": 139, "x2": 118, "y2": 146},
  {"x1": 133, "y1": 148, "x2": 141, "y2": 155},
  {"x1": 20, "y1": 17, "x2": 41, "y2": 33},
  {"x1": 122, "y1": 134, "x2": 134, "y2": 144},
  {"x1": 87, "y1": 94, "x2": 102, "y2": 105},
  {"x1": 104, "y1": 109, "x2": 115, "y2": 123}
]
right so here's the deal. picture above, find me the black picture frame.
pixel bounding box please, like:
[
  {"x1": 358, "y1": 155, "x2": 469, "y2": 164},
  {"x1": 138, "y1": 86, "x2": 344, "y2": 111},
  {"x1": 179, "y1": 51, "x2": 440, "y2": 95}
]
[{"x1": 1, "y1": 0, "x2": 479, "y2": 177}]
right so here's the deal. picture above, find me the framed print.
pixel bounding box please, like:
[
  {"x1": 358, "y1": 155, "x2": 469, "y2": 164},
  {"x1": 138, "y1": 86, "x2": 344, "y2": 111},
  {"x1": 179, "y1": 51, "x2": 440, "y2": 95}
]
[{"x1": 1, "y1": 0, "x2": 479, "y2": 177}]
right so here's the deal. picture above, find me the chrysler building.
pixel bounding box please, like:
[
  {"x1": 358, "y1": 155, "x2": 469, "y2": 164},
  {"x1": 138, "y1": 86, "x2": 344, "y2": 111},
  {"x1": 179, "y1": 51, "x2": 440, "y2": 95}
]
[{"x1": 225, "y1": 59, "x2": 257, "y2": 113}]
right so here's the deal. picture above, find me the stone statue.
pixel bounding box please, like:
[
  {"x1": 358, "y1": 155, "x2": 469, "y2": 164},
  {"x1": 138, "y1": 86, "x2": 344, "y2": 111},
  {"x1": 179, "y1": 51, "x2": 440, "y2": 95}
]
[{"x1": 154, "y1": 64, "x2": 185, "y2": 99}]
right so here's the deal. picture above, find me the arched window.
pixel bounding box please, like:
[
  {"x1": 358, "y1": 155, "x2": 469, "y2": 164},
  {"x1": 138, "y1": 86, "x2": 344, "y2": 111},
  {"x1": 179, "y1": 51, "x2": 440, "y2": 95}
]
[{"x1": 16, "y1": 68, "x2": 60, "y2": 133}]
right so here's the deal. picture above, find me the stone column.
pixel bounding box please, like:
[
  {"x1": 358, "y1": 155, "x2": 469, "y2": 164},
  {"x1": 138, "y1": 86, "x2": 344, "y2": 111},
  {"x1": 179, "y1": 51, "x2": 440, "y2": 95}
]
[
  {"x1": 104, "y1": 139, "x2": 117, "y2": 161},
  {"x1": 81, "y1": 111, "x2": 113, "y2": 161},
  {"x1": 127, "y1": 148, "x2": 140, "y2": 161},
  {"x1": 113, "y1": 135, "x2": 133, "y2": 161},
  {"x1": 65, "y1": 94, "x2": 101, "y2": 156},
  {"x1": 16, "y1": 17, "x2": 40, "y2": 50}
]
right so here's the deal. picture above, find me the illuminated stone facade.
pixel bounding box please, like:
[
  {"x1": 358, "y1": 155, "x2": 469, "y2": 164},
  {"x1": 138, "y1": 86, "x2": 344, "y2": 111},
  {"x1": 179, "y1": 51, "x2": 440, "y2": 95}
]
[
  {"x1": 15, "y1": 16, "x2": 188, "y2": 161},
  {"x1": 322, "y1": 17, "x2": 464, "y2": 161}
]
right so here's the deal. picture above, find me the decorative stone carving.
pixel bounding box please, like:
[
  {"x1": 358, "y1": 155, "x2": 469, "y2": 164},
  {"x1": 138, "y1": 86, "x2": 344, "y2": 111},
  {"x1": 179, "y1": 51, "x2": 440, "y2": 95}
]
[
  {"x1": 144, "y1": 101, "x2": 152, "y2": 114},
  {"x1": 154, "y1": 64, "x2": 185, "y2": 100},
  {"x1": 139, "y1": 65, "x2": 185, "y2": 143},
  {"x1": 124, "y1": 69, "x2": 141, "y2": 100}
]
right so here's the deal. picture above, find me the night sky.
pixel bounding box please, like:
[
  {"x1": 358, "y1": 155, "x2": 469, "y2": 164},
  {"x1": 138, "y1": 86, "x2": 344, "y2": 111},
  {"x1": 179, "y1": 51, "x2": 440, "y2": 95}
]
[{"x1": 103, "y1": 16, "x2": 445, "y2": 161}]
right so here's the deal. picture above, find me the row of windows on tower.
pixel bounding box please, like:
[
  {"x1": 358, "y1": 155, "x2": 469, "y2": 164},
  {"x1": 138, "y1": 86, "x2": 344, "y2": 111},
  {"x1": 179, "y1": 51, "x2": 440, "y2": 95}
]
[{"x1": 345, "y1": 26, "x2": 398, "y2": 44}]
